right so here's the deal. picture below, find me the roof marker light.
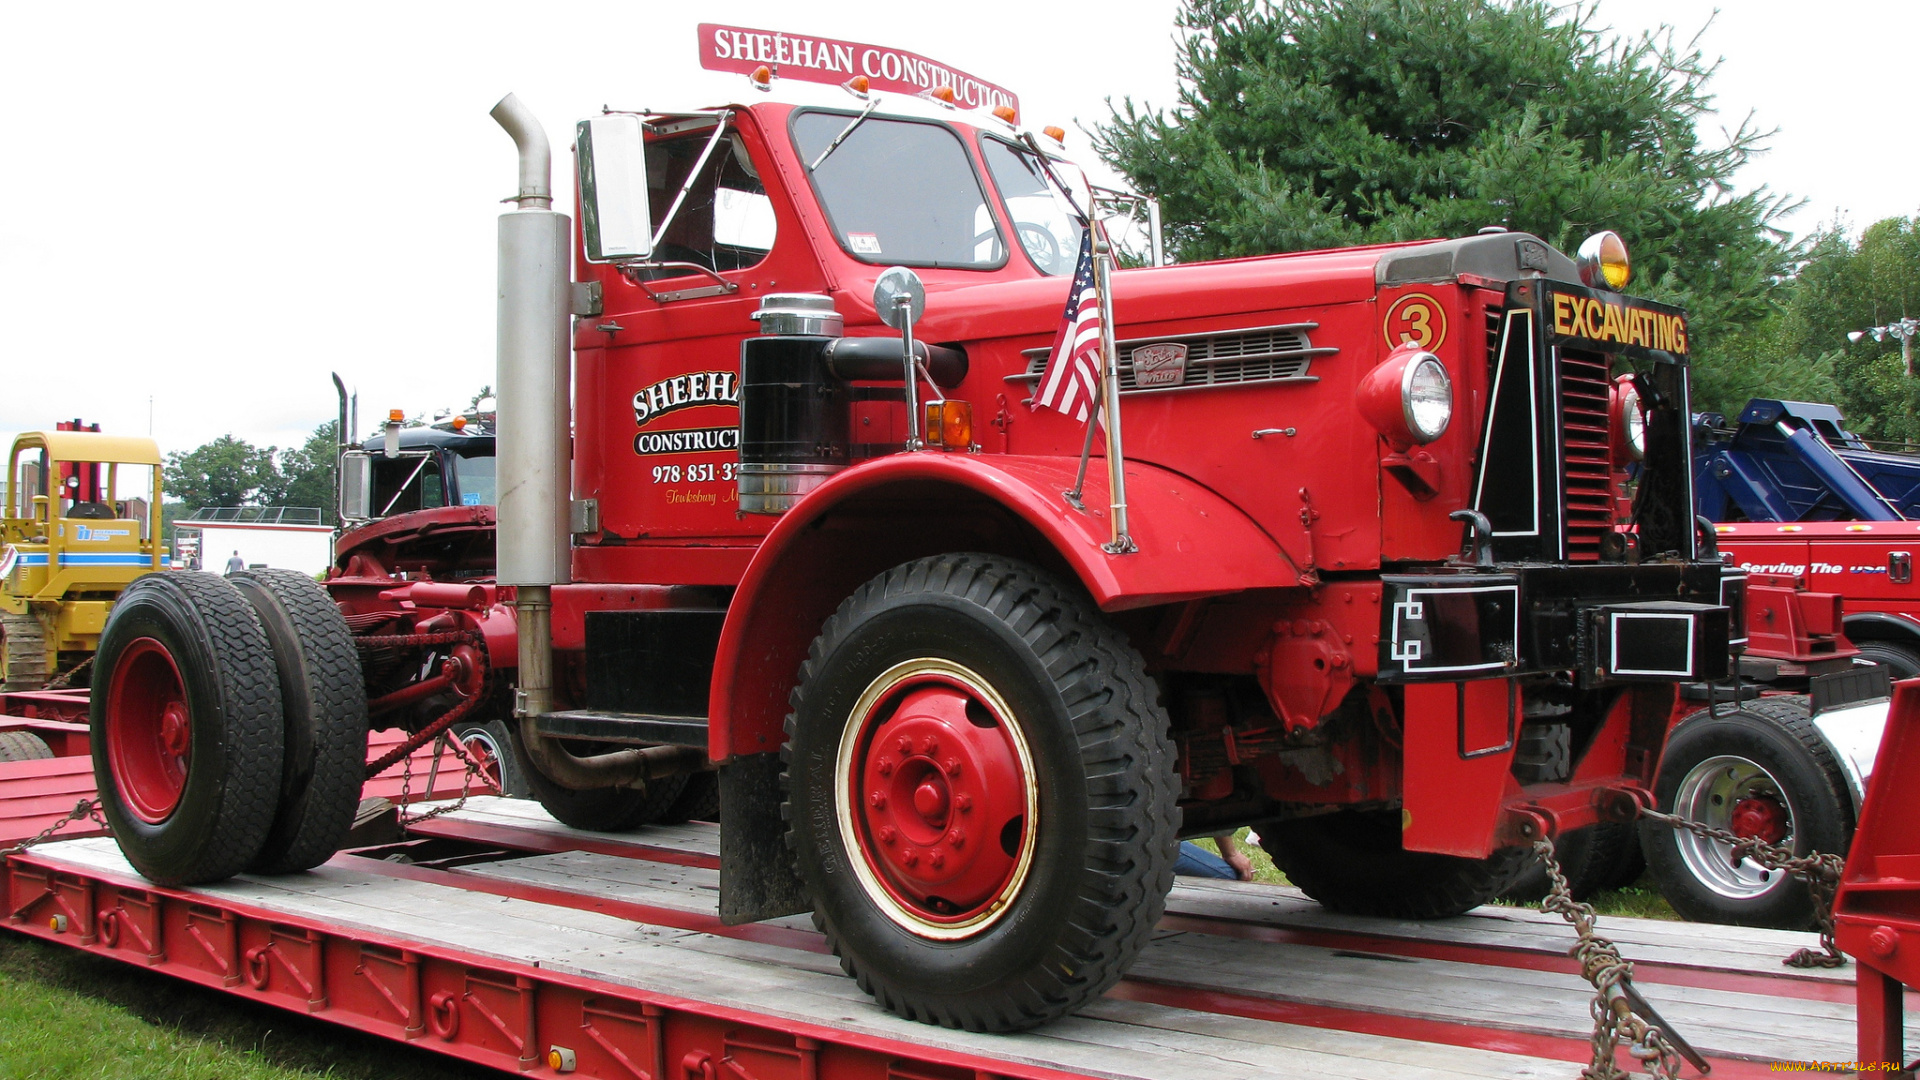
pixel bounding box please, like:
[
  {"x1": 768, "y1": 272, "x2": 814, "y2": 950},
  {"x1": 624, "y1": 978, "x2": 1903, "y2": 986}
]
[
  {"x1": 992, "y1": 104, "x2": 1018, "y2": 124},
  {"x1": 749, "y1": 65, "x2": 775, "y2": 91},
  {"x1": 1042, "y1": 125, "x2": 1066, "y2": 145},
  {"x1": 844, "y1": 75, "x2": 871, "y2": 97},
  {"x1": 920, "y1": 85, "x2": 958, "y2": 108}
]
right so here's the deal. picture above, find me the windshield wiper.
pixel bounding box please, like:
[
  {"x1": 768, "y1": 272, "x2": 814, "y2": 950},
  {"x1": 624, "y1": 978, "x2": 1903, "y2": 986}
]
[{"x1": 809, "y1": 96, "x2": 881, "y2": 172}]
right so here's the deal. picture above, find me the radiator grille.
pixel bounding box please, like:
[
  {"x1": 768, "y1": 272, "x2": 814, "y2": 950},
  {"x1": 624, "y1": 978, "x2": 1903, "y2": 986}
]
[
  {"x1": 1559, "y1": 348, "x2": 1614, "y2": 561},
  {"x1": 1017, "y1": 323, "x2": 1331, "y2": 394}
]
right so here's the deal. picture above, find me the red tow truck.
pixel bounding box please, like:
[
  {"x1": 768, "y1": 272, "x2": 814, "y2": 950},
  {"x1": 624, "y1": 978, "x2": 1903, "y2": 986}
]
[{"x1": 66, "y1": 40, "x2": 1736, "y2": 1037}]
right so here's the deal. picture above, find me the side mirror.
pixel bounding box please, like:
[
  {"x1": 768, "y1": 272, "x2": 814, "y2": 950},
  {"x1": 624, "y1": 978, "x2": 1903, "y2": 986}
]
[
  {"x1": 873, "y1": 266, "x2": 925, "y2": 330},
  {"x1": 577, "y1": 114, "x2": 653, "y2": 263},
  {"x1": 339, "y1": 451, "x2": 373, "y2": 522}
]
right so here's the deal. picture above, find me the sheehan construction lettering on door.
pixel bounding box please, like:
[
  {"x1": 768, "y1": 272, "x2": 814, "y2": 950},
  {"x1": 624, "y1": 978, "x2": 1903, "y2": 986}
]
[{"x1": 632, "y1": 371, "x2": 739, "y2": 427}]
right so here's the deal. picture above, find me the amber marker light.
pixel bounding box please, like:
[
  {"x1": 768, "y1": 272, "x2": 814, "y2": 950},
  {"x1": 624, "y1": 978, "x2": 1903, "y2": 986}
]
[
  {"x1": 749, "y1": 65, "x2": 775, "y2": 91},
  {"x1": 924, "y1": 400, "x2": 974, "y2": 450},
  {"x1": 1042, "y1": 125, "x2": 1067, "y2": 145},
  {"x1": 844, "y1": 75, "x2": 871, "y2": 96},
  {"x1": 992, "y1": 104, "x2": 1018, "y2": 124},
  {"x1": 1577, "y1": 231, "x2": 1631, "y2": 290},
  {"x1": 451, "y1": 416, "x2": 467, "y2": 432},
  {"x1": 388, "y1": 409, "x2": 405, "y2": 423}
]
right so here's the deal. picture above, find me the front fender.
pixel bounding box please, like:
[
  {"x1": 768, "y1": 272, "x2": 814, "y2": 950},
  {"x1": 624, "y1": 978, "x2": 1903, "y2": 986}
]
[{"x1": 708, "y1": 453, "x2": 1303, "y2": 759}]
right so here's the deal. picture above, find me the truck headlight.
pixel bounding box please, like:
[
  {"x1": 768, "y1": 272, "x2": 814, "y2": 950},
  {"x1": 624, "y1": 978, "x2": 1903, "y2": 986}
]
[
  {"x1": 1612, "y1": 375, "x2": 1646, "y2": 462},
  {"x1": 1359, "y1": 345, "x2": 1453, "y2": 448}
]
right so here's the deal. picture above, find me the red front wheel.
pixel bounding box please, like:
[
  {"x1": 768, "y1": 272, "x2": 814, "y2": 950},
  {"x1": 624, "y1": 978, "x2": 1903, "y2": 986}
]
[{"x1": 785, "y1": 554, "x2": 1177, "y2": 1032}]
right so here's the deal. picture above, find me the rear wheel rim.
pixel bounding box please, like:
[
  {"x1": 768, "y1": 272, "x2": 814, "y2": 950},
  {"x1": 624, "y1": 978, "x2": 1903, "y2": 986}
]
[
  {"x1": 835, "y1": 659, "x2": 1038, "y2": 939},
  {"x1": 1673, "y1": 753, "x2": 1792, "y2": 900},
  {"x1": 459, "y1": 728, "x2": 505, "y2": 791},
  {"x1": 106, "y1": 637, "x2": 192, "y2": 824}
]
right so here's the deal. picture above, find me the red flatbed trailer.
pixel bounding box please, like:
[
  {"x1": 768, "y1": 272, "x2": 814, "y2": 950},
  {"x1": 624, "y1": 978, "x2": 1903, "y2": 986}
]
[{"x1": 3, "y1": 794, "x2": 1878, "y2": 1080}]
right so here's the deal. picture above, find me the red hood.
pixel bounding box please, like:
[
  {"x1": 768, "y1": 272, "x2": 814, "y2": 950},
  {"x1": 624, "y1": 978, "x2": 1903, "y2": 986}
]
[{"x1": 830, "y1": 241, "x2": 1423, "y2": 343}]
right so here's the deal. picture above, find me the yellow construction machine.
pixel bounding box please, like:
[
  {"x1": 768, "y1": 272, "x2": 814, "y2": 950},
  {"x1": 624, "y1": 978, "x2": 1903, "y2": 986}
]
[{"x1": 2, "y1": 428, "x2": 167, "y2": 690}]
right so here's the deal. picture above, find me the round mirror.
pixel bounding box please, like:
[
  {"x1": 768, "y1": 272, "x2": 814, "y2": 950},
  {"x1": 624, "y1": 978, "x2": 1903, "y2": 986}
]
[{"x1": 873, "y1": 266, "x2": 925, "y2": 330}]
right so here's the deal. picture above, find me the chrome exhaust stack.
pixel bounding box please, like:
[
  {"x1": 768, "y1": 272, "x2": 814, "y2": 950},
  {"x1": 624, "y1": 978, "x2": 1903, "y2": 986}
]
[{"x1": 493, "y1": 93, "x2": 668, "y2": 790}]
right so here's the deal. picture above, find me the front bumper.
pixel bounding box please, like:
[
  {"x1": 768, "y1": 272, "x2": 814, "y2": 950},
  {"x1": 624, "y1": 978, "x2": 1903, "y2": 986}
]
[{"x1": 1378, "y1": 562, "x2": 1734, "y2": 686}]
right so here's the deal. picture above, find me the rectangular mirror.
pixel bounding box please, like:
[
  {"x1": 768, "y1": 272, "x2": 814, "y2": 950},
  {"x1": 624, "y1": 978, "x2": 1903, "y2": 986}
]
[
  {"x1": 578, "y1": 114, "x2": 653, "y2": 262},
  {"x1": 339, "y1": 451, "x2": 373, "y2": 522}
]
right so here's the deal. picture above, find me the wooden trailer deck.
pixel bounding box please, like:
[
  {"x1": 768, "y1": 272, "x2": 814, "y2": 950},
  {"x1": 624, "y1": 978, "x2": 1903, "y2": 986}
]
[{"x1": 5, "y1": 796, "x2": 1898, "y2": 1079}]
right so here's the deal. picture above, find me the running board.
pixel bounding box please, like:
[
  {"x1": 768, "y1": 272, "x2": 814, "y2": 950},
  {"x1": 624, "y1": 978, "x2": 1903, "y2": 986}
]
[{"x1": 533, "y1": 709, "x2": 709, "y2": 747}]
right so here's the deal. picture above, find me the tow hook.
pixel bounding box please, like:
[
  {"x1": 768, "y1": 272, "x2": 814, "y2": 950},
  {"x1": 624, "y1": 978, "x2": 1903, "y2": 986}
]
[{"x1": 1496, "y1": 807, "x2": 1554, "y2": 848}]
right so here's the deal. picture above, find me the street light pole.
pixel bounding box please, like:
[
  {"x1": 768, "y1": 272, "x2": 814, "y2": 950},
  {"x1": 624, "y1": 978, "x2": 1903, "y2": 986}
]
[{"x1": 1850, "y1": 318, "x2": 1920, "y2": 377}]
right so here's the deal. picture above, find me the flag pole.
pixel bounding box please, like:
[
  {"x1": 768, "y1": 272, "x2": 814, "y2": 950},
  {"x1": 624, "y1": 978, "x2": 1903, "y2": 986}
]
[
  {"x1": 1063, "y1": 378, "x2": 1101, "y2": 512},
  {"x1": 1090, "y1": 229, "x2": 1134, "y2": 553}
]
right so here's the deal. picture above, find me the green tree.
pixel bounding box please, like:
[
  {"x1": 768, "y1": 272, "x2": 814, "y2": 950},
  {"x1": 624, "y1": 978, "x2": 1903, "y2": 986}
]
[
  {"x1": 1717, "y1": 216, "x2": 1920, "y2": 441},
  {"x1": 162, "y1": 435, "x2": 279, "y2": 511},
  {"x1": 1094, "y1": 0, "x2": 1797, "y2": 359},
  {"x1": 277, "y1": 420, "x2": 340, "y2": 524}
]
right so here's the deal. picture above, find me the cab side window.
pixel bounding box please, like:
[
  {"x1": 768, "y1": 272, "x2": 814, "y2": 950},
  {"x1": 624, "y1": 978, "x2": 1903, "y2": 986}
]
[{"x1": 639, "y1": 132, "x2": 776, "y2": 280}]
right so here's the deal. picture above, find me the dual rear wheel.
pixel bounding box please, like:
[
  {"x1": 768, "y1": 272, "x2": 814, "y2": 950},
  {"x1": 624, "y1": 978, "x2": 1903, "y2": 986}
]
[{"x1": 92, "y1": 571, "x2": 367, "y2": 885}]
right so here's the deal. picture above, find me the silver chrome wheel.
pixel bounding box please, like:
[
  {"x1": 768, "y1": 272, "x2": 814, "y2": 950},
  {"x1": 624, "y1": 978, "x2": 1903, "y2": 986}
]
[{"x1": 1671, "y1": 753, "x2": 1792, "y2": 900}]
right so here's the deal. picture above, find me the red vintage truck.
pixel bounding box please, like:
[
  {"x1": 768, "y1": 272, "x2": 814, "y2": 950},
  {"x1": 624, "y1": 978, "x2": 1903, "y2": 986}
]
[{"x1": 82, "y1": 57, "x2": 1734, "y2": 1032}]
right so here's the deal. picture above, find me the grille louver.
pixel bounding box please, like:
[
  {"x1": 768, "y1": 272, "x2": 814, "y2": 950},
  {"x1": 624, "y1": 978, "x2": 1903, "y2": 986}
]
[
  {"x1": 1014, "y1": 323, "x2": 1333, "y2": 394},
  {"x1": 1559, "y1": 348, "x2": 1614, "y2": 561}
]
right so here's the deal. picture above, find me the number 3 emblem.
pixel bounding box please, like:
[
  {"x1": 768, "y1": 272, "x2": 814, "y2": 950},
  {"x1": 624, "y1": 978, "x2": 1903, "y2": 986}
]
[{"x1": 1384, "y1": 293, "x2": 1447, "y2": 350}]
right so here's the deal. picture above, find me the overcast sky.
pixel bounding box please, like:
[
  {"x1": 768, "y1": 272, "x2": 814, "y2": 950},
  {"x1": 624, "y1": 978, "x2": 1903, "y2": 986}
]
[{"x1": 3, "y1": 1, "x2": 1913, "y2": 472}]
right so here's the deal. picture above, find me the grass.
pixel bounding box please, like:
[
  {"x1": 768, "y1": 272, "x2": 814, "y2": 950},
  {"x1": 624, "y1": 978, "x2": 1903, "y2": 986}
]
[
  {"x1": 1189, "y1": 828, "x2": 1681, "y2": 921},
  {"x1": 0, "y1": 931, "x2": 503, "y2": 1080}
]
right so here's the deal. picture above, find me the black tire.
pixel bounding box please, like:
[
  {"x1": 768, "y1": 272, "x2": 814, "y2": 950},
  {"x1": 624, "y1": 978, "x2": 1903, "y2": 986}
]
[
  {"x1": 450, "y1": 717, "x2": 529, "y2": 798},
  {"x1": 1853, "y1": 640, "x2": 1920, "y2": 681},
  {"x1": 1260, "y1": 809, "x2": 1531, "y2": 918},
  {"x1": 1593, "y1": 820, "x2": 1648, "y2": 890},
  {"x1": 229, "y1": 569, "x2": 370, "y2": 874},
  {"x1": 784, "y1": 554, "x2": 1178, "y2": 1032},
  {"x1": 656, "y1": 769, "x2": 720, "y2": 823},
  {"x1": 1502, "y1": 821, "x2": 1638, "y2": 902},
  {"x1": 90, "y1": 572, "x2": 284, "y2": 885},
  {"x1": 507, "y1": 721, "x2": 691, "y2": 831},
  {"x1": 0, "y1": 730, "x2": 54, "y2": 762},
  {"x1": 1642, "y1": 698, "x2": 1851, "y2": 929}
]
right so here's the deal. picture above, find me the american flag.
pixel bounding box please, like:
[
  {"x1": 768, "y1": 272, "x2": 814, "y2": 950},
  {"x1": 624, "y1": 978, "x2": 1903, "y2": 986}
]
[{"x1": 1033, "y1": 230, "x2": 1102, "y2": 424}]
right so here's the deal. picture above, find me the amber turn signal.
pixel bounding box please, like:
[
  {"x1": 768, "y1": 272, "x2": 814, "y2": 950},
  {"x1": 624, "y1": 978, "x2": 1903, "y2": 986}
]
[
  {"x1": 1577, "y1": 231, "x2": 1631, "y2": 290},
  {"x1": 923, "y1": 400, "x2": 974, "y2": 450}
]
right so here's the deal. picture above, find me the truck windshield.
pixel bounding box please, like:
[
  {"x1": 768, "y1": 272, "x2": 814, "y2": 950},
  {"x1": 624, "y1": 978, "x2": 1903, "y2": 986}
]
[
  {"x1": 790, "y1": 112, "x2": 1004, "y2": 269},
  {"x1": 980, "y1": 137, "x2": 1086, "y2": 276},
  {"x1": 453, "y1": 452, "x2": 496, "y2": 506}
]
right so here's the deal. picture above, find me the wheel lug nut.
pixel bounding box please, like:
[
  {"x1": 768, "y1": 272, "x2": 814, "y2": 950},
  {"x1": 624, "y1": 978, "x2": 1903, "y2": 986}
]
[
  {"x1": 942, "y1": 757, "x2": 961, "y2": 777},
  {"x1": 902, "y1": 848, "x2": 919, "y2": 867},
  {"x1": 948, "y1": 829, "x2": 966, "y2": 849},
  {"x1": 954, "y1": 794, "x2": 972, "y2": 813},
  {"x1": 869, "y1": 790, "x2": 887, "y2": 810},
  {"x1": 930, "y1": 850, "x2": 946, "y2": 869},
  {"x1": 876, "y1": 756, "x2": 895, "y2": 777},
  {"x1": 896, "y1": 736, "x2": 913, "y2": 754},
  {"x1": 923, "y1": 736, "x2": 939, "y2": 755}
]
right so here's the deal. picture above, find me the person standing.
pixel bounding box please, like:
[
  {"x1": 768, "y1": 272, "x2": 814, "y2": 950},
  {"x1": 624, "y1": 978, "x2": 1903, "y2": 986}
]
[{"x1": 224, "y1": 549, "x2": 245, "y2": 575}]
